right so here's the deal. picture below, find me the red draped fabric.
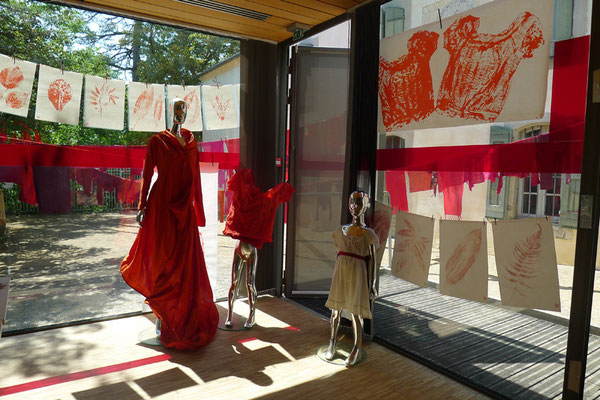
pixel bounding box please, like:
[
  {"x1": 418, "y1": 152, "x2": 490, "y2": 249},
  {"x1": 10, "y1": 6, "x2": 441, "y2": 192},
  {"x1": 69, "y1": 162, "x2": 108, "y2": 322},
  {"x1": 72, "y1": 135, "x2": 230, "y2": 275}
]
[{"x1": 120, "y1": 130, "x2": 217, "y2": 350}]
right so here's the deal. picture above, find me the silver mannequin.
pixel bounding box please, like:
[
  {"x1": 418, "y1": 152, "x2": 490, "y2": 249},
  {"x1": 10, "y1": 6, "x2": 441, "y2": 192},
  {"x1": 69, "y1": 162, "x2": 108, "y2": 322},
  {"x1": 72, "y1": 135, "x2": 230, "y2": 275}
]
[
  {"x1": 225, "y1": 241, "x2": 258, "y2": 328},
  {"x1": 136, "y1": 98, "x2": 188, "y2": 338},
  {"x1": 325, "y1": 191, "x2": 377, "y2": 367}
]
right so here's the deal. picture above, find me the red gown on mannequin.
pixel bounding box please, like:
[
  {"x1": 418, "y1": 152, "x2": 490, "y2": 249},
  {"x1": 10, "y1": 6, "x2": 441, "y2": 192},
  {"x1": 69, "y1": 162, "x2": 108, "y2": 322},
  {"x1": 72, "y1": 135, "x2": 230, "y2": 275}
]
[{"x1": 120, "y1": 129, "x2": 218, "y2": 350}]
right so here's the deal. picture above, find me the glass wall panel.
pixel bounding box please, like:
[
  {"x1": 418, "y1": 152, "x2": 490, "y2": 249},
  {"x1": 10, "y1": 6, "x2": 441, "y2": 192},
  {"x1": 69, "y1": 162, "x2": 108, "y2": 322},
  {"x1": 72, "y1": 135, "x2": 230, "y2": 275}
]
[
  {"x1": 375, "y1": 0, "x2": 589, "y2": 398},
  {"x1": 0, "y1": 2, "x2": 240, "y2": 333},
  {"x1": 288, "y1": 22, "x2": 350, "y2": 293}
]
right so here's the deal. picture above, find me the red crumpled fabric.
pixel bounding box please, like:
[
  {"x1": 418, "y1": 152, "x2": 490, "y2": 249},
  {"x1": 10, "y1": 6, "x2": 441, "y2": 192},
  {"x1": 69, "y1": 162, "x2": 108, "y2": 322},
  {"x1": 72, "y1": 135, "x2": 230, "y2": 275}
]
[
  {"x1": 223, "y1": 169, "x2": 294, "y2": 249},
  {"x1": 121, "y1": 129, "x2": 217, "y2": 350}
]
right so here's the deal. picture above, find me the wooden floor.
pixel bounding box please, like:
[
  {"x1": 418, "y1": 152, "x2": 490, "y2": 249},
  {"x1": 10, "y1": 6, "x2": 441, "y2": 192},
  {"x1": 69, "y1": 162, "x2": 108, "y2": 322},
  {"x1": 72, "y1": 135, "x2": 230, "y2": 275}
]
[
  {"x1": 0, "y1": 296, "x2": 489, "y2": 400},
  {"x1": 292, "y1": 276, "x2": 600, "y2": 400}
]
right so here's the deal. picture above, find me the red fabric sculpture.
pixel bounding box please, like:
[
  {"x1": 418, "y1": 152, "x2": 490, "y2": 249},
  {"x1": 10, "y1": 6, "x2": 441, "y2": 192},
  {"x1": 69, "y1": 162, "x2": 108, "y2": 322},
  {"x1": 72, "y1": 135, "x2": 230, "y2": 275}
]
[
  {"x1": 379, "y1": 30, "x2": 439, "y2": 131},
  {"x1": 120, "y1": 129, "x2": 218, "y2": 350},
  {"x1": 437, "y1": 12, "x2": 544, "y2": 121},
  {"x1": 223, "y1": 169, "x2": 294, "y2": 249}
]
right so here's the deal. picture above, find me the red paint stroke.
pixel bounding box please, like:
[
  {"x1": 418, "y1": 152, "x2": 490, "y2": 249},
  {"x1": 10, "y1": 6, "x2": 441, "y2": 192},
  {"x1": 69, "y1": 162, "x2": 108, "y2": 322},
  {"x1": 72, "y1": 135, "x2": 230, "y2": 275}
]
[
  {"x1": 90, "y1": 82, "x2": 118, "y2": 116},
  {"x1": 379, "y1": 30, "x2": 439, "y2": 131},
  {"x1": 445, "y1": 227, "x2": 482, "y2": 285},
  {"x1": 210, "y1": 94, "x2": 231, "y2": 122},
  {"x1": 184, "y1": 89, "x2": 201, "y2": 124},
  {"x1": 48, "y1": 79, "x2": 72, "y2": 111},
  {"x1": 133, "y1": 86, "x2": 154, "y2": 120},
  {"x1": 0, "y1": 66, "x2": 24, "y2": 89},
  {"x1": 283, "y1": 325, "x2": 300, "y2": 331},
  {"x1": 237, "y1": 337, "x2": 258, "y2": 344},
  {"x1": 0, "y1": 354, "x2": 171, "y2": 396},
  {"x1": 5, "y1": 91, "x2": 29, "y2": 109},
  {"x1": 153, "y1": 99, "x2": 163, "y2": 121},
  {"x1": 437, "y1": 12, "x2": 544, "y2": 121}
]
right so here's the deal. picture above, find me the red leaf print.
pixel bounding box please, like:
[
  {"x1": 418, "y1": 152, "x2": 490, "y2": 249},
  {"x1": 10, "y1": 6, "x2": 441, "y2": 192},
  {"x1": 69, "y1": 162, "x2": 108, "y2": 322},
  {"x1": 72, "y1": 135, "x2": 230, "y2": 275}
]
[
  {"x1": 183, "y1": 90, "x2": 200, "y2": 123},
  {"x1": 89, "y1": 82, "x2": 119, "y2": 116},
  {"x1": 504, "y1": 223, "x2": 543, "y2": 299},
  {"x1": 153, "y1": 99, "x2": 163, "y2": 121},
  {"x1": 133, "y1": 87, "x2": 154, "y2": 120},
  {"x1": 0, "y1": 66, "x2": 24, "y2": 89},
  {"x1": 48, "y1": 79, "x2": 72, "y2": 111},
  {"x1": 393, "y1": 217, "x2": 431, "y2": 274},
  {"x1": 437, "y1": 12, "x2": 544, "y2": 121},
  {"x1": 210, "y1": 95, "x2": 230, "y2": 121},
  {"x1": 445, "y1": 227, "x2": 482, "y2": 285},
  {"x1": 5, "y1": 91, "x2": 29, "y2": 109}
]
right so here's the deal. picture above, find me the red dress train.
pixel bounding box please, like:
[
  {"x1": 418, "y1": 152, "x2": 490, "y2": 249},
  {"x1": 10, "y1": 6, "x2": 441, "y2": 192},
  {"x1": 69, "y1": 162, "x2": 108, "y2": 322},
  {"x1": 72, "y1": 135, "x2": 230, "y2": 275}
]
[{"x1": 120, "y1": 130, "x2": 218, "y2": 350}]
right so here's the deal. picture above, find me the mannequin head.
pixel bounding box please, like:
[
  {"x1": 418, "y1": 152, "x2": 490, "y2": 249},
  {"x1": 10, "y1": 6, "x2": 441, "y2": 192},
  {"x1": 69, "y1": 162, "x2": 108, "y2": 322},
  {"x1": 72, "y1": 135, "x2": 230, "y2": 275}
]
[
  {"x1": 348, "y1": 191, "x2": 369, "y2": 218},
  {"x1": 170, "y1": 98, "x2": 187, "y2": 126}
]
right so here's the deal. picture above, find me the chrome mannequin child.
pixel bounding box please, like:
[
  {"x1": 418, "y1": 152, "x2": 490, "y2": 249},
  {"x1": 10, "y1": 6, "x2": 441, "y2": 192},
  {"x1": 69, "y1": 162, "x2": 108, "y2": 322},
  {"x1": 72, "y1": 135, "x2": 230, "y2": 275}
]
[
  {"x1": 325, "y1": 191, "x2": 378, "y2": 367},
  {"x1": 136, "y1": 98, "x2": 188, "y2": 336},
  {"x1": 225, "y1": 241, "x2": 258, "y2": 328}
]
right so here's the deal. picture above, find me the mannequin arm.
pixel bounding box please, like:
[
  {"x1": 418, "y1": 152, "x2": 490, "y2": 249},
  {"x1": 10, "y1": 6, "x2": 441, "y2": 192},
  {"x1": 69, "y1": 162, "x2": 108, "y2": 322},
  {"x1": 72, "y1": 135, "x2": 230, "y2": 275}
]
[{"x1": 368, "y1": 243, "x2": 378, "y2": 300}]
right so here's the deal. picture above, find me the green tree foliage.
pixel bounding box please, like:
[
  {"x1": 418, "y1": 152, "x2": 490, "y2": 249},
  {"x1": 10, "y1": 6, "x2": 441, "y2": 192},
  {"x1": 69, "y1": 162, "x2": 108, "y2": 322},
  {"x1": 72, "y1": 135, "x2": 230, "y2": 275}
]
[{"x1": 0, "y1": 0, "x2": 239, "y2": 145}]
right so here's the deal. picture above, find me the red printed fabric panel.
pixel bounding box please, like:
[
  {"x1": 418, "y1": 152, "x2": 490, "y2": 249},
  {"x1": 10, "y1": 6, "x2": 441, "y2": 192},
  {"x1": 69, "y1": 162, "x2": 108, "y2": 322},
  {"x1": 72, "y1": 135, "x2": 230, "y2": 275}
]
[{"x1": 378, "y1": 0, "x2": 552, "y2": 131}]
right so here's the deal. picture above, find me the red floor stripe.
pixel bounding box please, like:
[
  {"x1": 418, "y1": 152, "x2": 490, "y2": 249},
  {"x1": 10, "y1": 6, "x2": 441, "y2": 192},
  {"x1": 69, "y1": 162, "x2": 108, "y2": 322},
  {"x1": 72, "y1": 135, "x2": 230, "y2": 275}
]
[
  {"x1": 0, "y1": 354, "x2": 171, "y2": 396},
  {"x1": 237, "y1": 337, "x2": 257, "y2": 344}
]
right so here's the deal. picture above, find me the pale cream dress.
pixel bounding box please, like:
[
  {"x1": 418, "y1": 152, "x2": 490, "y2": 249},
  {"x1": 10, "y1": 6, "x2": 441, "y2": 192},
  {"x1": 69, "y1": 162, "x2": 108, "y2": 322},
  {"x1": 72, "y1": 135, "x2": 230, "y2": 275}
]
[{"x1": 325, "y1": 226, "x2": 379, "y2": 319}]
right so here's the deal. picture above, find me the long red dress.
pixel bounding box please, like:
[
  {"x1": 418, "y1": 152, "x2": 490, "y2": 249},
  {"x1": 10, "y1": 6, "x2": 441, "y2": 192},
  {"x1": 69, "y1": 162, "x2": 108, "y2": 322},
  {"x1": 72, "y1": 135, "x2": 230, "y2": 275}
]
[{"x1": 120, "y1": 129, "x2": 218, "y2": 350}]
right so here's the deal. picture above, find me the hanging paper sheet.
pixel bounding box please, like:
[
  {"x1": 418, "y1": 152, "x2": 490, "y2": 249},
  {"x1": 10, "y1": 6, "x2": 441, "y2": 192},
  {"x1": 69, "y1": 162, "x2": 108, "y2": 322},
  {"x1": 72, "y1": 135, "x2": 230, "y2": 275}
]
[
  {"x1": 167, "y1": 84, "x2": 203, "y2": 132},
  {"x1": 202, "y1": 84, "x2": 238, "y2": 130},
  {"x1": 199, "y1": 163, "x2": 218, "y2": 300},
  {"x1": 35, "y1": 65, "x2": 83, "y2": 125},
  {"x1": 0, "y1": 54, "x2": 36, "y2": 118},
  {"x1": 83, "y1": 75, "x2": 126, "y2": 130},
  {"x1": 374, "y1": 201, "x2": 393, "y2": 268},
  {"x1": 492, "y1": 218, "x2": 560, "y2": 311},
  {"x1": 128, "y1": 82, "x2": 165, "y2": 132},
  {"x1": 439, "y1": 220, "x2": 488, "y2": 302},
  {"x1": 391, "y1": 211, "x2": 434, "y2": 287},
  {"x1": 378, "y1": 0, "x2": 552, "y2": 132}
]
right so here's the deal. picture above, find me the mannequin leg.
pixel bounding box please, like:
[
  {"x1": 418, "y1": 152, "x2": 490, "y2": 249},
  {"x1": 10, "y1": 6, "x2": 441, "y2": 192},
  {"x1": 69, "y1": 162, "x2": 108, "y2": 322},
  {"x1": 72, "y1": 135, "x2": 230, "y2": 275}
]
[
  {"x1": 225, "y1": 251, "x2": 245, "y2": 327},
  {"x1": 244, "y1": 247, "x2": 258, "y2": 328},
  {"x1": 346, "y1": 313, "x2": 363, "y2": 367},
  {"x1": 325, "y1": 309, "x2": 341, "y2": 360},
  {"x1": 155, "y1": 318, "x2": 162, "y2": 336}
]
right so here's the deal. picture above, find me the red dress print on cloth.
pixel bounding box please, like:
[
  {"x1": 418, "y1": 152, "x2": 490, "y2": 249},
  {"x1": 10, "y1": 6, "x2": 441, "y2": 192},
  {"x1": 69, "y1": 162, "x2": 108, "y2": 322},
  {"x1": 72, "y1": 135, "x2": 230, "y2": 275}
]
[
  {"x1": 437, "y1": 12, "x2": 544, "y2": 122},
  {"x1": 379, "y1": 30, "x2": 439, "y2": 131},
  {"x1": 48, "y1": 79, "x2": 72, "y2": 111},
  {"x1": 0, "y1": 66, "x2": 29, "y2": 110}
]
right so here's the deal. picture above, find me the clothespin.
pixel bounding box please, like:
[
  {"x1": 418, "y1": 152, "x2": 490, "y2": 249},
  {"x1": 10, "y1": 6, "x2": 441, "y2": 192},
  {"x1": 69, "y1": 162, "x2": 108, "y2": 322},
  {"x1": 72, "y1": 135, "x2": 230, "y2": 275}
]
[
  {"x1": 145, "y1": 82, "x2": 149, "y2": 88},
  {"x1": 438, "y1": 9, "x2": 443, "y2": 29},
  {"x1": 182, "y1": 79, "x2": 186, "y2": 90},
  {"x1": 494, "y1": 218, "x2": 497, "y2": 225},
  {"x1": 483, "y1": 218, "x2": 486, "y2": 226},
  {"x1": 61, "y1": 59, "x2": 64, "y2": 75},
  {"x1": 105, "y1": 67, "x2": 109, "y2": 81}
]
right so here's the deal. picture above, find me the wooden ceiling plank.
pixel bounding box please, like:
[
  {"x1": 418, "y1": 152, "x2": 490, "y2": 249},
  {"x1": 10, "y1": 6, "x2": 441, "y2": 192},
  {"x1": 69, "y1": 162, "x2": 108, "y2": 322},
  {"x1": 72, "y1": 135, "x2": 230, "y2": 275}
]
[
  {"x1": 263, "y1": 16, "x2": 295, "y2": 27},
  {"x1": 243, "y1": 0, "x2": 335, "y2": 21},
  {"x1": 86, "y1": 0, "x2": 291, "y2": 41},
  {"x1": 317, "y1": 0, "x2": 361, "y2": 9},
  {"x1": 194, "y1": 0, "x2": 323, "y2": 26},
  {"x1": 281, "y1": 0, "x2": 346, "y2": 16}
]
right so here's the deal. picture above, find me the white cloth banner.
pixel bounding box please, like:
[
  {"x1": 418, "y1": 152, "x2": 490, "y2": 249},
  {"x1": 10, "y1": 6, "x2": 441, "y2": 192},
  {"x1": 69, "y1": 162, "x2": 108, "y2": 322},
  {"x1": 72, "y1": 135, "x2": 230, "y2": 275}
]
[
  {"x1": 391, "y1": 211, "x2": 434, "y2": 287},
  {"x1": 439, "y1": 220, "x2": 488, "y2": 302},
  {"x1": 378, "y1": 0, "x2": 552, "y2": 132},
  {"x1": 199, "y1": 163, "x2": 218, "y2": 300},
  {"x1": 0, "y1": 55, "x2": 36, "y2": 118},
  {"x1": 167, "y1": 85, "x2": 203, "y2": 132},
  {"x1": 128, "y1": 82, "x2": 165, "y2": 132},
  {"x1": 0, "y1": 276, "x2": 9, "y2": 338},
  {"x1": 202, "y1": 84, "x2": 238, "y2": 130},
  {"x1": 492, "y1": 218, "x2": 560, "y2": 311},
  {"x1": 35, "y1": 65, "x2": 83, "y2": 125},
  {"x1": 83, "y1": 75, "x2": 126, "y2": 130}
]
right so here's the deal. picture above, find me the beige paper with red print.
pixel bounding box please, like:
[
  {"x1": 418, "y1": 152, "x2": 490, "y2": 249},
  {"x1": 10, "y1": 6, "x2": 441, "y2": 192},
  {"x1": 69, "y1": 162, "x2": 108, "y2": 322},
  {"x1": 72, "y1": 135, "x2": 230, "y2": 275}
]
[
  {"x1": 202, "y1": 84, "x2": 238, "y2": 130},
  {"x1": 493, "y1": 218, "x2": 560, "y2": 311},
  {"x1": 0, "y1": 54, "x2": 36, "y2": 118},
  {"x1": 35, "y1": 65, "x2": 83, "y2": 125},
  {"x1": 128, "y1": 82, "x2": 165, "y2": 132},
  {"x1": 391, "y1": 211, "x2": 434, "y2": 287},
  {"x1": 378, "y1": 0, "x2": 552, "y2": 132},
  {"x1": 83, "y1": 75, "x2": 126, "y2": 130},
  {"x1": 167, "y1": 84, "x2": 203, "y2": 132},
  {"x1": 440, "y1": 220, "x2": 488, "y2": 302}
]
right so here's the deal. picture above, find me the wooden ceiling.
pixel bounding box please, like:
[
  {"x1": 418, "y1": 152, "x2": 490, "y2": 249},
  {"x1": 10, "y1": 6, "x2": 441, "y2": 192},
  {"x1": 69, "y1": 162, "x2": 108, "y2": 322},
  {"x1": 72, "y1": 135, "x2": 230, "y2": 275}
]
[{"x1": 56, "y1": 0, "x2": 369, "y2": 43}]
